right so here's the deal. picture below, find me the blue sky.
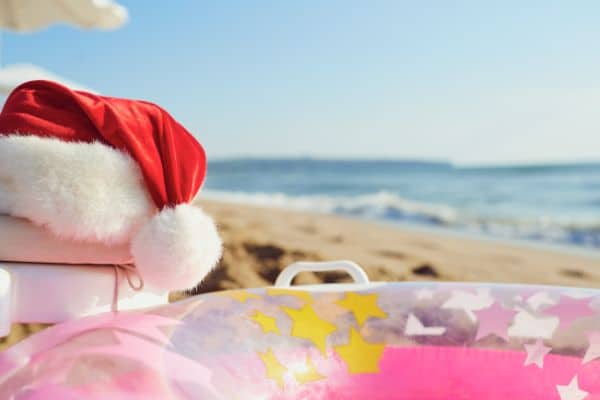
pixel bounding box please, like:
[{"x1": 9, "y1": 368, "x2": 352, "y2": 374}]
[{"x1": 2, "y1": 1, "x2": 600, "y2": 164}]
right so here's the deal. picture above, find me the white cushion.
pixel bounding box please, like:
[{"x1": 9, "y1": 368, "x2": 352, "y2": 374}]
[{"x1": 0, "y1": 215, "x2": 132, "y2": 265}]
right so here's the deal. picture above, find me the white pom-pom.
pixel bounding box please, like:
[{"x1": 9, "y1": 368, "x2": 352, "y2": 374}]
[{"x1": 131, "y1": 204, "x2": 222, "y2": 291}]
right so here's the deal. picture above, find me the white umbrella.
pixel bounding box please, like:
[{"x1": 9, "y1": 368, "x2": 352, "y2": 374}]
[
  {"x1": 0, "y1": 0, "x2": 128, "y2": 33},
  {"x1": 0, "y1": 63, "x2": 92, "y2": 95},
  {"x1": 0, "y1": 0, "x2": 128, "y2": 95}
]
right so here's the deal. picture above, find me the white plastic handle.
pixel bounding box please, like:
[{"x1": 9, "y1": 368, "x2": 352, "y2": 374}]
[{"x1": 274, "y1": 260, "x2": 370, "y2": 287}]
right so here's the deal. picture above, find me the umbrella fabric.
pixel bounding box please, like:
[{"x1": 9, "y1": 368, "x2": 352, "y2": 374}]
[{"x1": 0, "y1": 0, "x2": 127, "y2": 33}]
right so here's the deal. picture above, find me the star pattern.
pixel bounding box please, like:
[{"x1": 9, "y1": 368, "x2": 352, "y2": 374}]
[
  {"x1": 474, "y1": 302, "x2": 517, "y2": 341},
  {"x1": 544, "y1": 296, "x2": 595, "y2": 330},
  {"x1": 294, "y1": 355, "x2": 325, "y2": 384},
  {"x1": 523, "y1": 339, "x2": 552, "y2": 368},
  {"x1": 508, "y1": 307, "x2": 559, "y2": 339},
  {"x1": 405, "y1": 314, "x2": 446, "y2": 336},
  {"x1": 258, "y1": 348, "x2": 287, "y2": 389},
  {"x1": 525, "y1": 291, "x2": 556, "y2": 311},
  {"x1": 334, "y1": 328, "x2": 385, "y2": 374},
  {"x1": 220, "y1": 289, "x2": 261, "y2": 303},
  {"x1": 414, "y1": 288, "x2": 435, "y2": 301},
  {"x1": 556, "y1": 376, "x2": 588, "y2": 400},
  {"x1": 583, "y1": 331, "x2": 600, "y2": 364},
  {"x1": 267, "y1": 288, "x2": 314, "y2": 304},
  {"x1": 336, "y1": 292, "x2": 387, "y2": 326},
  {"x1": 14, "y1": 285, "x2": 600, "y2": 398},
  {"x1": 282, "y1": 304, "x2": 337, "y2": 354},
  {"x1": 250, "y1": 311, "x2": 280, "y2": 334},
  {"x1": 255, "y1": 288, "x2": 600, "y2": 392},
  {"x1": 442, "y1": 288, "x2": 494, "y2": 321}
]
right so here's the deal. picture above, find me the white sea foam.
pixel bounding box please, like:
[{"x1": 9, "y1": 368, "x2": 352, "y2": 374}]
[{"x1": 202, "y1": 190, "x2": 457, "y2": 223}]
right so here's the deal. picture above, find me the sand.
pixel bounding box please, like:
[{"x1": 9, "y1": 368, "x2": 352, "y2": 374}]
[
  {"x1": 187, "y1": 201, "x2": 600, "y2": 295},
  {"x1": 1, "y1": 200, "x2": 599, "y2": 349}
]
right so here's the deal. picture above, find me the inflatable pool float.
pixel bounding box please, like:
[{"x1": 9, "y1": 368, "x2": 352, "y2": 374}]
[{"x1": 1, "y1": 261, "x2": 599, "y2": 399}]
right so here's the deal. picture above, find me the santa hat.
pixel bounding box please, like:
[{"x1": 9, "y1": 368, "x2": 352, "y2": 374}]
[{"x1": 0, "y1": 80, "x2": 222, "y2": 292}]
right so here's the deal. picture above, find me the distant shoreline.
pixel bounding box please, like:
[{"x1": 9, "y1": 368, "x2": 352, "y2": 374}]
[{"x1": 208, "y1": 157, "x2": 600, "y2": 169}]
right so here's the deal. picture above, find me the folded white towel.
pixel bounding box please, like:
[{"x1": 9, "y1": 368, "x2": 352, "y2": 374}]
[{"x1": 0, "y1": 215, "x2": 132, "y2": 265}]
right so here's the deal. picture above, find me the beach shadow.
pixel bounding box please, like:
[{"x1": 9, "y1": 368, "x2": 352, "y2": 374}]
[
  {"x1": 412, "y1": 264, "x2": 440, "y2": 278},
  {"x1": 243, "y1": 243, "x2": 285, "y2": 261},
  {"x1": 376, "y1": 249, "x2": 406, "y2": 259},
  {"x1": 561, "y1": 268, "x2": 586, "y2": 279}
]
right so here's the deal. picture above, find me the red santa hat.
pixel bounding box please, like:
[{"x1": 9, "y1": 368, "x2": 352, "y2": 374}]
[{"x1": 0, "y1": 80, "x2": 222, "y2": 291}]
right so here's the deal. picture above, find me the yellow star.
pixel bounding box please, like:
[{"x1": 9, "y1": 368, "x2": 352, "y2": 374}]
[
  {"x1": 334, "y1": 328, "x2": 385, "y2": 374},
  {"x1": 250, "y1": 311, "x2": 280, "y2": 334},
  {"x1": 267, "y1": 288, "x2": 314, "y2": 304},
  {"x1": 282, "y1": 304, "x2": 337, "y2": 354},
  {"x1": 219, "y1": 289, "x2": 261, "y2": 303},
  {"x1": 258, "y1": 348, "x2": 287, "y2": 389},
  {"x1": 294, "y1": 355, "x2": 325, "y2": 384},
  {"x1": 336, "y1": 292, "x2": 387, "y2": 326}
]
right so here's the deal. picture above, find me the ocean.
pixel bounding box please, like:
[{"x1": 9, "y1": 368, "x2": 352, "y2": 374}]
[{"x1": 203, "y1": 159, "x2": 600, "y2": 251}]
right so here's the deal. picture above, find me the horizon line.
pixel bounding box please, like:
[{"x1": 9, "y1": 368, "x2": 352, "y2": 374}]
[{"x1": 208, "y1": 155, "x2": 600, "y2": 168}]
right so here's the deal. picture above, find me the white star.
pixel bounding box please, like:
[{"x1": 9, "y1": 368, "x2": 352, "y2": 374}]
[
  {"x1": 523, "y1": 339, "x2": 552, "y2": 368},
  {"x1": 441, "y1": 288, "x2": 493, "y2": 321},
  {"x1": 404, "y1": 314, "x2": 446, "y2": 336},
  {"x1": 526, "y1": 291, "x2": 556, "y2": 311},
  {"x1": 557, "y1": 376, "x2": 588, "y2": 400},
  {"x1": 414, "y1": 288, "x2": 435, "y2": 301},
  {"x1": 513, "y1": 294, "x2": 523, "y2": 302},
  {"x1": 583, "y1": 332, "x2": 600, "y2": 364},
  {"x1": 508, "y1": 307, "x2": 559, "y2": 339}
]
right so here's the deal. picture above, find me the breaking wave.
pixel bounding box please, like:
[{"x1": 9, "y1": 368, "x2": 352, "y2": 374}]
[{"x1": 202, "y1": 190, "x2": 600, "y2": 249}]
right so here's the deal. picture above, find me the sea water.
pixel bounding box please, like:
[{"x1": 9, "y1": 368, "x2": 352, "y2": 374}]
[{"x1": 203, "y1": 159, "x2": 600, "y2": 251}]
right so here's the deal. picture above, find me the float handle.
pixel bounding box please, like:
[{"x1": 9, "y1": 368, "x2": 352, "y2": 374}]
[{"x1": 274, "y1": 260, "x2": 370, "y2": 287}]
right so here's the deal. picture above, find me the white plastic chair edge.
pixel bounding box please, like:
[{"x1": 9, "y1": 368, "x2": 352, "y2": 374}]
[
  {"x1": 0, "y1": 263, "x2": 169, "y2": 338},
  {"x1": 0, "y1": 269, "x2": 11, "y2": 337},
  {"x1": 274, "y1": 260, "x2": 370, "y2": 287}
]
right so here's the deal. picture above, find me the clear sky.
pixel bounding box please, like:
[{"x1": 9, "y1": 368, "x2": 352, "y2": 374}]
[{"x1": 2, "y1": 1, "x2": 600, "y2": 165}]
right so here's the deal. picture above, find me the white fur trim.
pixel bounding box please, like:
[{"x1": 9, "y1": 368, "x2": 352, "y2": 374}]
[
  {"x1": 0, "y1": 135, "x2": 155, "y2": 244},
  {"x1": 131, "y1": 204, "x2": 222, "y2": 291}
]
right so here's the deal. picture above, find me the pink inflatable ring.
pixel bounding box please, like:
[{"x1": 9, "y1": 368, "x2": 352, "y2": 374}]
[{"x1": 1, "y1": 261, "x2": 599, "y2": 399}]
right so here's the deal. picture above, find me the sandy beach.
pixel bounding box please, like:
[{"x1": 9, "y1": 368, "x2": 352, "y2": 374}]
[
  {"x1": 2, "y1": 200, "x2": 599, "y2": 349},
  {"x1": 191, "y1": 200, "x2": 600, "y2": 294}
]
